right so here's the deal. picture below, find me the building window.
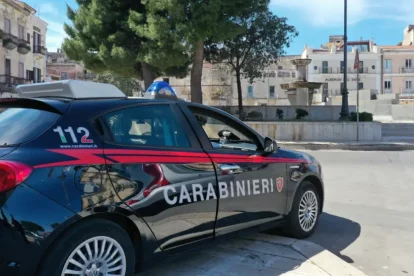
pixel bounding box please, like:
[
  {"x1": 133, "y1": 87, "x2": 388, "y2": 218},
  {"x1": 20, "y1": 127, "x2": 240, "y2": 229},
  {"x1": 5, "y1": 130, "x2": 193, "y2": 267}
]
[
  {"x1": 4, "y1": 18, "x2": 11, "y2": 33},
  {"x1": 358, "y1": 82, "x2": 364, "y2": 89},
  {"x1": 27, "y1": 33, "x2": 30, "y2": 43},
  {"x1": 33, "y1": 67, "x2": 42, "y2": 83},
  {"x1": 163, "y1": 78, "x2": 170, "y2": 84},
  {"x1": 322, "y1": 83, "x2": 328, "y2": 102},
  {"x1": 33, "y1": 32, "x2": 41, "y2": 53},
  {"x1": 60, "y1": 72, "x2": 68, "y2": 80},
  {"x1": 292, "y1": 72, "x2": 296, "y2": 78},
  {"x1": 405, "y1": 59, "x2": 412, "y2": 69},
  {"x1": 18, "y1": 25, "x2": 25, "y2": 40},
  {"x1": 322, "y1": 61, "x2": 328, "y2": 73},
  {"x1": 406, "y1": 80, "x2": 413, "y2": 90},
  {"x1": 278, "y1": 66, "x2": 283, "y2": 70},
  {"x1": 5, "y1": 59, "x2": 11, "y2": 76},
  {"x1": 18, "y1": 63, "x2": 24, "y2": 79},
  {"x1": 340, "y1": 61, "x2": 345, "y2": 73},
  {"x1": 358, "y1": 61, "x2": 364, "y2": 73},
  {"x1": 384, "y1": 80, "x2": 391, "y2": 90},
  {"x1": 384, "y1": 59, "x2": 392, "y2": 70},
  {"x1": 26, "y1": 70, "x2": 34, "y2": 81},
  {"x1": 269, "y1": 86, "x2": 275, "y2": 98},
  {"x1": 247, "y1": 85, "x2": 253, "y2": 98}
]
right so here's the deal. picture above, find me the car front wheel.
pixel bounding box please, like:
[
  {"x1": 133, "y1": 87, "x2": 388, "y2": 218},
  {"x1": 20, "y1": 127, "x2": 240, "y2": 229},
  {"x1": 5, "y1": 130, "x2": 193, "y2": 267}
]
[
  {"x1": 38, "y1": 219, "x2": 136, "y2": 276},
  {"x1": 284, "y1": 181, "x2": 320, "y2": 239}
]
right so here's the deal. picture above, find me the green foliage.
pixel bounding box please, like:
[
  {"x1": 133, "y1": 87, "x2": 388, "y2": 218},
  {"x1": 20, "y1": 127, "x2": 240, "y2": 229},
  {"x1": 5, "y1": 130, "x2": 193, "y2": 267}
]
[
  {"x1": 205, "y1": 9, "x2": 298, "y2": 110},
  {"x1": 246, "y1": 111, "x2": 263, "y2": 121},
  {"x1": 276, "y1": 109, "x2": 284, "y2": 120},
  {"x1": 62, "y1": 0, "x2": 190, "y2": 84},
  {"x1": 139, "y1": 0, "x2": 272, "y2": 102},
  {"x1": 295, "y1": 108, "x2": 309, "y2": 120},
  {"x1": 349, "y1": 112, "x2": 373, "y2": 122},
  {"x1": 93, "y1": 72, "x2": 142, "y2": 96}
]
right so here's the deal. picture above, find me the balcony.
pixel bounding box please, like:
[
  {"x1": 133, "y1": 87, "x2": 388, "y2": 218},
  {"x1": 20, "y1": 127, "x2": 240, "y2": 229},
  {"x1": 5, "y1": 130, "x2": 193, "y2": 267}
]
[
  {"x1": 17, "y1": 38, "x2": 31, "y2": 54},
  {"x1": 328, "y1": 89, "x2": 342, "y2": 96},
  {"x1": 399, "y1": 67, "x2": 414, "y2": 74},
  {"x1": 348, "y1": 67, "x2": 369, "y2": 74},
  {"x1": 400, "y1": 89, "x2": 414, "y2": 97},
  {"x1": 33, "y1": 45, "x2": 47, "y2": 55},
  {"x1": 317, "y1": 67, "x2": 371, "y2": 74},
  {"x1": 318, "y1": 67, "x2": 338, "y2": 74},
  {"x1": 2, "y1": 33, "x2": 18, "y2": 50},
  {"x1": 0, "y1": 75, "x2": 31, "y2": 91}
]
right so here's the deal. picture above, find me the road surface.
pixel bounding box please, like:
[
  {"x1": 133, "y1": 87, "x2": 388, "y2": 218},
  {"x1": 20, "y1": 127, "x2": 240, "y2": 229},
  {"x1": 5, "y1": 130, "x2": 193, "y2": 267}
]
[{"x1": 295, "y1": 150, "x2": 414, "y2": 276}]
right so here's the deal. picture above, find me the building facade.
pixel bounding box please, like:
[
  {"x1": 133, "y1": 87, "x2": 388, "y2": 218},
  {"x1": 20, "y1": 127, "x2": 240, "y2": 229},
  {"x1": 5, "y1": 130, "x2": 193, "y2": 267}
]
[
  {"x1": 379, "y1": 45, "x2": 414, "y2": 96},
  {"x1": 0, "y1": 0, "x2": 47, "y2": 93},
  {"x1": 232, "y1": 56, "x2": 299, "y2": 106},
  {"x1": 303, "y1": 35, "x2": 382, "y2": 102},
  {"x1": 46, "y1": 49, "x2": 96, "y2": 81},
  {"x1": 157, "y1": 57, "x2": 298, "y2": 106}
]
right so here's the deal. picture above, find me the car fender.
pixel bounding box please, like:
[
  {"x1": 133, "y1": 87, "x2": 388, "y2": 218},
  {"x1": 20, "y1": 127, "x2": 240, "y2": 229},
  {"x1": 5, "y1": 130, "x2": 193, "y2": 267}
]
[{"x1": 285, "y1": 171, "x2": 324, "y2": 215}]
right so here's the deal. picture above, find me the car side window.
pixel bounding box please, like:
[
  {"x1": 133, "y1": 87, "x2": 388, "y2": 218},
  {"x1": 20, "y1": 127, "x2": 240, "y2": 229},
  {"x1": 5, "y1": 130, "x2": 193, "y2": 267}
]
[
  {"x1": 103, "y1": 104, "x2": 191, "y2": 148},
  {"x1": 188, "y1": 107, "x2": 260, "y2": 152}
]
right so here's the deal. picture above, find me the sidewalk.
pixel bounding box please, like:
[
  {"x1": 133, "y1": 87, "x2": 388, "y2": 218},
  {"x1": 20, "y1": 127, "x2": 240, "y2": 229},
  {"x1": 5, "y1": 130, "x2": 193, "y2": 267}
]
[
  {"x1": 278, "y1": 141, "x2": 414, "y2": 151},
  {"x1": 138, "y1": 233, "x2": 367, "y2": 276}
]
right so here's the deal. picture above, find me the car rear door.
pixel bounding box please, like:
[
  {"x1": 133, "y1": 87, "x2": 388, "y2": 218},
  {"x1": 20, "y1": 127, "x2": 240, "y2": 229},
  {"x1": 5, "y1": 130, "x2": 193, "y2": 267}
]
[
  {"x1": 179, "y1": 103, "x2": 288, "y2": 236},
  {"x1": 98, "y1": 102, "x2": 218, "y2": 251}
]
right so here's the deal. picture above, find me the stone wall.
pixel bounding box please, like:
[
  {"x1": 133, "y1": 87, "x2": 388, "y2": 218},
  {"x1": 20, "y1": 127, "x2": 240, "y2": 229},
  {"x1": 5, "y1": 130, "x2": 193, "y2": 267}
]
[
  {"x1": 214, "y1": 105, "x2": 357, "y2": 121},
  {"x1": 246, "y1": 122, "x2": 382, "y2": 142}
]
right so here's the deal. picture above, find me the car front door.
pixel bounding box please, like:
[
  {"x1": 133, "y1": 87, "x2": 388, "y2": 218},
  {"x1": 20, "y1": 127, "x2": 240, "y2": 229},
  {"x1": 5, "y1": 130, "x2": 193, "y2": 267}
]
[
  {"x1": 99, "y1": 102, "x2": 218, "y2": 251},
  {"x1": 180, "y1": 104, "x2": 288, "y2": 236}
]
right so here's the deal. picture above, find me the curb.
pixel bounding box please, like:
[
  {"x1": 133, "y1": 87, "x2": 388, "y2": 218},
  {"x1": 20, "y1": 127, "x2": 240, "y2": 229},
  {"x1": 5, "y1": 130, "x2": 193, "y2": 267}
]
[
  {"x1": 242, "y1": 233, "x2": 368, "y2": 276},
  {"x1": 278, "y1": 142, "x2": 414, "y2": 151}
]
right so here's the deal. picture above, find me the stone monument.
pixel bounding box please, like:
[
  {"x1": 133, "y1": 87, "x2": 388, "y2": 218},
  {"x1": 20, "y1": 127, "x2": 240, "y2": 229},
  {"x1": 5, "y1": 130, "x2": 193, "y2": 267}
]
[{"x1": 281, "y1": 58, "x2": 323, "y2": 106}]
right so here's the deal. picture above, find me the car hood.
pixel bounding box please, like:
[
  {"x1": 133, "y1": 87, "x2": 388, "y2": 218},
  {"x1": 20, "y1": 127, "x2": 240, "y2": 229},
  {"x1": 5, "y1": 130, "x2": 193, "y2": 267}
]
[{"x1": 277, "y1": 147, "x2": 318, "y2": 164}]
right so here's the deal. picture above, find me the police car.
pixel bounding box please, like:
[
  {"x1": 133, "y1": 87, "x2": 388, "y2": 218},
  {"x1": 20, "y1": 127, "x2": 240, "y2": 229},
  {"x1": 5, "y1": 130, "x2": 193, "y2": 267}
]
[{"x1": 0, "y1": 80, "x2": 324, "y2": 276}]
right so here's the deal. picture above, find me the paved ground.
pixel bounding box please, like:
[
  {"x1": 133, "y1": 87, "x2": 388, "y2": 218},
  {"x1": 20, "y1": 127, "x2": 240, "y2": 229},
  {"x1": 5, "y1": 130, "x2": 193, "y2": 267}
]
[
  {"x1": 139, "y1": 150, "x2": 414, "y2": 276},
  {"x1": 139, "y1": 233, "x2": 365, "y2": 276},
  {"x1": 298, "y1": 150, "x2": 414, "y2": 276}
]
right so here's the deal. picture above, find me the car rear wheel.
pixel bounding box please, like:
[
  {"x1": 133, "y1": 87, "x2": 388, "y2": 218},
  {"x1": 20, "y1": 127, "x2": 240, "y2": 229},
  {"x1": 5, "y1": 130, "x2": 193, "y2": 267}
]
[
  {"x1": 38, "y1": 219, "x2": 135, "y2": 276},
  {"x1": 284, "y1": 181, "x2": 320, "y2": 239}
]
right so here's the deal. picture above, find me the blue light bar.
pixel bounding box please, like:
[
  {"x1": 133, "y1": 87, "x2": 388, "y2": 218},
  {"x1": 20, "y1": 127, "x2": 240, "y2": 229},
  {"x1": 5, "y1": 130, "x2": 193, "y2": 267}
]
[{"x1": 144, "y1": 81, "x2": 179, "y2": 100}]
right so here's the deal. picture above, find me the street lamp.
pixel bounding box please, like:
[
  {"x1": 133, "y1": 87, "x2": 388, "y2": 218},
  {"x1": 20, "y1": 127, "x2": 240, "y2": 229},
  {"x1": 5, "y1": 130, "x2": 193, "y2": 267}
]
[{"x1": 340, "y1": 0, "x2": 350, "y2": 120}]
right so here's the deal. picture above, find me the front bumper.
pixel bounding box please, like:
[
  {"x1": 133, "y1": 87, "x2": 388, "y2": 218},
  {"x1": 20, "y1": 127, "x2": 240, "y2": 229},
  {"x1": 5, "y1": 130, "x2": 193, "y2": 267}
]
[{"x1": 0, "y1": 184, "x2": 76, "y2": 276}]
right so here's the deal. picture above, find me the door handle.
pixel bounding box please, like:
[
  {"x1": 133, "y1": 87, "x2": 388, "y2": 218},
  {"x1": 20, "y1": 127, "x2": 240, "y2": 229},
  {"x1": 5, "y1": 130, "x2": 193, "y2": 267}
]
[{"x1": 219, "y1": 164, "x2": 241, "y2": 174}]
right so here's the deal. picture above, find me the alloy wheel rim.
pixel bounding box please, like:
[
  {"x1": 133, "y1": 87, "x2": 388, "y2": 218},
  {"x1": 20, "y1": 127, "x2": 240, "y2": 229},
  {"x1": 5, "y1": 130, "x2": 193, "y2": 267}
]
[
  {"x1": 61, "y1": 236, "x2": 126, "y2": 276},
  {"x1": 298, "y1": 190, "x2": 318, "y2": 232}
]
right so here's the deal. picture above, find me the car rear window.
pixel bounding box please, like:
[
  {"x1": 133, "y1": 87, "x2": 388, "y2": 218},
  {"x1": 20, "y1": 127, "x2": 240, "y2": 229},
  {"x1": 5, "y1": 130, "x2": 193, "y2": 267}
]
[{"x1": 0, "y1": 107, "x2": 61, "y2": 146}]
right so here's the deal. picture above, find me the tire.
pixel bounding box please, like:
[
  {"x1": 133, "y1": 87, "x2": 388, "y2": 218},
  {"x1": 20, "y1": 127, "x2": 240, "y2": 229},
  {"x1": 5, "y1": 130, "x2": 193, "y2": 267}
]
[
  {"x1": 38, "y1": 219, "x2": 136, "y2": 276},
  {"x1": 284, "y1": 181, "x2": 320, "y2": 239}
]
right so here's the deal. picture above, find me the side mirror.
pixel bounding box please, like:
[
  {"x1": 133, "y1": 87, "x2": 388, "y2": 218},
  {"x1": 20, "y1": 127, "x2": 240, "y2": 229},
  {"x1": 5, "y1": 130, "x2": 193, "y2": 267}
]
[{"x1": 264, "y1": 137, "x2": 278, "y2": 153}]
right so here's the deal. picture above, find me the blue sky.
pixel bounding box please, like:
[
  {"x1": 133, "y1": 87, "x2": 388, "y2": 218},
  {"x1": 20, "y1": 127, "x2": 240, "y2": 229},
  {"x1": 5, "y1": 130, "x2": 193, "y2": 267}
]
[{"x1": 25, "y1": 0, "x2": 412, "y2": 55}]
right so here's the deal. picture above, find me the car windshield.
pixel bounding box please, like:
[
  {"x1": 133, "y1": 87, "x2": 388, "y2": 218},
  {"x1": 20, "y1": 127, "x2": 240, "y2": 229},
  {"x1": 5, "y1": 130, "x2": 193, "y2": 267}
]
[{"x1": 0, "y1": 107, "x2": 60, "y2": 146}]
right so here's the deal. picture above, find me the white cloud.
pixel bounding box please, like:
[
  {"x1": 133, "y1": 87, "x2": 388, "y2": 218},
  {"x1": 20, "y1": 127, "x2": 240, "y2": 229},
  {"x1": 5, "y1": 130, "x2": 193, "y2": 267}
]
[
  {"x1": 270, "y1": 0, "x2": 412, "y2": 27},
  {"x1": 38, "y1": 3, "x2": 59, "y2": 16},
  {"x1": 42, "y1": 18, "x2": 68, "y2": 51}
]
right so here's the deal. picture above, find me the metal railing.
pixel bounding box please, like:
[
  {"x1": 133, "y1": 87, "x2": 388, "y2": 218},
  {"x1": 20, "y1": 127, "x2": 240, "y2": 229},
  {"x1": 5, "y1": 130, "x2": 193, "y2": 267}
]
[
  {"x1": 33, "y1": 45, "x2": 47, "y2": 55},
  {"x1": 318, "y1": 67, "x2": 371, "y2": 74},
  {"x1": 2, "y1": 33, "x2": 18, "y2": 45},
  {"x1": 400, "y1": 89, "x2": 414, "y2": 96},
  {"x1": 18, "y1": 38, "x2": 30, "y2": 47},
  {"x1": 399, "y1": 67, "x2": 414, "y2": 74},
  {"x1": 0, "y1": 75, "x2": 31, "y2": 85},
  {"x1": 348, "y1": 67, "x2": 369, "y2": 74}
]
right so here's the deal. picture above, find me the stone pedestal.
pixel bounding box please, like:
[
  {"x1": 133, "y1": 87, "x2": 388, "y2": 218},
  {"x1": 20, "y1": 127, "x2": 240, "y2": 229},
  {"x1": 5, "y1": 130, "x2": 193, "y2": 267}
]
[{"x1": 280, "y1": 58, "x2": 323, "y2": 106}]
